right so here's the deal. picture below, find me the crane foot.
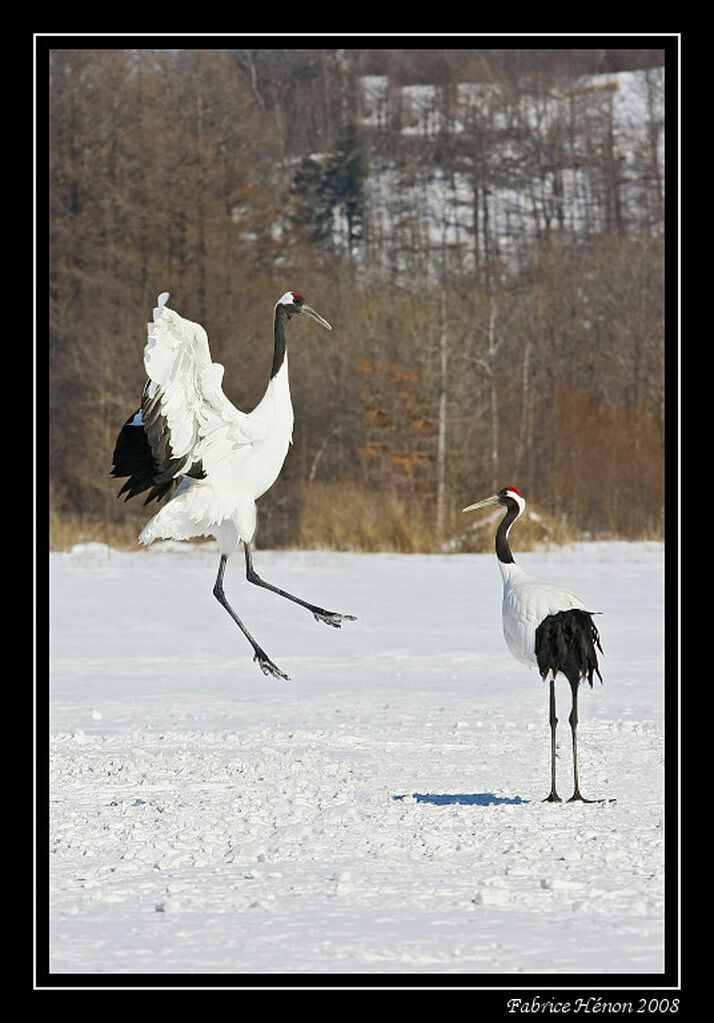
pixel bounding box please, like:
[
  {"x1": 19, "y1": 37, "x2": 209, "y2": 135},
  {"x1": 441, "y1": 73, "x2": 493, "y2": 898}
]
[
  {"x1": 568, "y1": 793, "x2": 617, "y2": 804},
  {"x1": 543, "y1": 792, "x2": 562, "y2": 803},
  {"x1": 253, "y1": 650, "x2": 290, "y2": 681},
  {"x1": 312, "y1": 609, "x2": 357, "y2": 628}
]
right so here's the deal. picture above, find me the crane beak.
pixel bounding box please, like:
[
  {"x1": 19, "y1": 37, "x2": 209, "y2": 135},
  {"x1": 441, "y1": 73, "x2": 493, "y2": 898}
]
[
  {"x1": 301, "y1": 304, "x2": 332, "y2": 331},
  {"x1": 462, "y1": 494, "x2": 502, "y2": 513}
]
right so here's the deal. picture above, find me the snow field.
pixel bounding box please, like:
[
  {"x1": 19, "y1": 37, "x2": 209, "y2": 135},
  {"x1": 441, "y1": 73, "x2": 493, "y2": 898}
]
[{"x1": 49, "y1": 543, "x2": 666, "y2": 975}]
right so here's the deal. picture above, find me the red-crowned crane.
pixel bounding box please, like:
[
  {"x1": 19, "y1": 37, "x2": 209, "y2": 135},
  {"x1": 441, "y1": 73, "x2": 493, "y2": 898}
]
[
  {"x1": 111, "y1": 291, "x2": 355, "y2": 681},
  {"x1": 463, "y1": 486, "x2": 604, "y2": 803}
]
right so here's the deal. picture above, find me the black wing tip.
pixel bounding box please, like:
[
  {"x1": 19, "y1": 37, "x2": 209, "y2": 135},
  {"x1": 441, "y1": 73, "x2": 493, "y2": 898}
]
[
  {"x1": 111, "y1": 409, "x2": 176, "y2": 506},
  {"x1": 112, "y1": 390, "x2": 206, "y2": 508}
]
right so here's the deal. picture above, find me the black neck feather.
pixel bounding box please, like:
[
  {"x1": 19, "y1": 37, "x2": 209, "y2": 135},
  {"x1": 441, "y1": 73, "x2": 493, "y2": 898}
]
[
  {"x1": 271, "y1": 304, "x2": 290, "y2": 379},
  {"x1": 495, "y1": 499, "x2": 520, "y2": 564}
]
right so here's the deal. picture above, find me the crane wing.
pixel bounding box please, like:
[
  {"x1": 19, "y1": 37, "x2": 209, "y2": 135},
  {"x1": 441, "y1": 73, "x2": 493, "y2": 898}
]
[
  {"x1": 141, "y1": 293, "x2": 268, "y2": 492},
  {"x1": 502, "y1": 572, "x2": 586, "y2": 668}
]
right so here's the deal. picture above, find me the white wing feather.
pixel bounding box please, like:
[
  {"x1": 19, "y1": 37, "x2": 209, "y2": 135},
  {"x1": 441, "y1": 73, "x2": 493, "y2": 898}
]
[
  {"x1": 143, "y1": 294, "x2": 268, "y2": 480},
  {"x1": 500, "y1": 564, "x2": 585, "y2": 668}
]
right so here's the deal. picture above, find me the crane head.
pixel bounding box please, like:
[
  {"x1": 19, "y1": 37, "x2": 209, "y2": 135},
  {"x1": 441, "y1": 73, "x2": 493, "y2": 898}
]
[
  {"x1": 463, "y1": 486, "x2": 525, "y2": 514},
  {"x1": 276, "y1": 291, "x2": 332, "y2": 330}
]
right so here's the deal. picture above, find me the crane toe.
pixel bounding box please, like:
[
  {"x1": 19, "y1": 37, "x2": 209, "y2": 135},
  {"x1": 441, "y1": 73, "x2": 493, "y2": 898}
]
[
  {"x1": 312, "y1": 610, "x2": 357, "y2": 628},
  {"x1": 253, "y1": 651, "x2": 291, "y2": 681}
]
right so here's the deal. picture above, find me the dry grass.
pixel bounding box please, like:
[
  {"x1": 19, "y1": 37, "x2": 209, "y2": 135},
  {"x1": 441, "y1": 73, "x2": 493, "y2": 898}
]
[
  {"x1": 295, "y1": 482, "x2": 577, "y2": 553},
  {"x1": 295, "y1": 482, "x2": 440, "y2": 552},
  {"x1": 49, "y1": 505, "x2": 144, "y2": 552},
  {"x1": 49, "y1": 482, "x2": 655, "y2": 554}
]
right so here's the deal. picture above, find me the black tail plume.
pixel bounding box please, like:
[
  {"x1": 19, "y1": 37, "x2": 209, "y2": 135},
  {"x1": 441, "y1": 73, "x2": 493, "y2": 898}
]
[{"x1": 535, "y1": 609, "x2": 603, "y2": 688}]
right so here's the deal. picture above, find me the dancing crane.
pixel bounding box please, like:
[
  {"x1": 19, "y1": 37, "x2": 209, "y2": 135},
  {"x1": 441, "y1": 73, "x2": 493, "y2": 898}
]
[
  {"x1": 463, "y1": 486, "x2": 604, "y2": 803},
  {"x1": 111, "y1": 291, "x2": 355, "y2": 681}
]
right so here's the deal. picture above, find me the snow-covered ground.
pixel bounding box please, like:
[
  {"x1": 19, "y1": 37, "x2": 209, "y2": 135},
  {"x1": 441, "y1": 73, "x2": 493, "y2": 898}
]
[{"x1": 48, "y1": 541, "x2": 667, "y2": 978}]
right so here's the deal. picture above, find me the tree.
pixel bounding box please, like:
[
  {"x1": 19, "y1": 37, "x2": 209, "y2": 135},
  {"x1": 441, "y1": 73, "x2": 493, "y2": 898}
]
[
  {"x1": 322, "y1": 123, "x2": 367, "y2": 255},
  {"x1": 290, "y1": 122, "x2": 367, "y2": 257}
]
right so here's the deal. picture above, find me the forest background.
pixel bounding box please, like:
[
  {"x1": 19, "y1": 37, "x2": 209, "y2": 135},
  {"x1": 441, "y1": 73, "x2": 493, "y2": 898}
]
[{"x1": 48, "y1": 45, "x2": 669, "y2": 553}]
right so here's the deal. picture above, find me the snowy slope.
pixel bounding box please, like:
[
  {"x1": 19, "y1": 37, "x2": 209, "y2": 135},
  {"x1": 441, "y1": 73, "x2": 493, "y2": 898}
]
[
  {"x1": 48, "y1": 542, "x2": 666, "y2": 976},
  {"x1": 357, "y1": 68, "x2": 664, "y2": 275}
]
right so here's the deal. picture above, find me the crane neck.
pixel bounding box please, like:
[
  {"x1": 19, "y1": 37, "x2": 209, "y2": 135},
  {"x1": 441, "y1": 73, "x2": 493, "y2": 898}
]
[
  {"x1": 271, "y1": 304, "x2": 291, "y2": 379},
  {"x1": 495, "y1": 502, "x2": 521, "y2": 565}
]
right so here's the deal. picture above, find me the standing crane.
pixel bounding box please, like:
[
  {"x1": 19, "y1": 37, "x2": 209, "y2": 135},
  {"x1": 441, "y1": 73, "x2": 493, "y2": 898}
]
[
  {"x1": 463, "y1": 486, "x2": 604, "y2": 803},
  {"x1": 111, "y1": 291, "x2": 355, "y2": 681}
]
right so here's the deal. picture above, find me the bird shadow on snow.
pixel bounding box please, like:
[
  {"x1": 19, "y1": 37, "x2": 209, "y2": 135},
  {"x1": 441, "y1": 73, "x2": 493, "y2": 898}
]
[{"x1": 393, "y1": 792, "x2": 529, "y2": 806}]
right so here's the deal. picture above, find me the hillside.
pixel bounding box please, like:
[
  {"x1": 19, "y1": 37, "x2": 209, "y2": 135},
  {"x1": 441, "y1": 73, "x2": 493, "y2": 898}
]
[{"x1": 48, "y1": 47, "x2": 668, "y2": 550}]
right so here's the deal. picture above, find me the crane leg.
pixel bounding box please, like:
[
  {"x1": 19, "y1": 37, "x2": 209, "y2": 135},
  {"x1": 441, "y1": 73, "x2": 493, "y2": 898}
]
[
  {"x1": 213, "y1": 555, "x2": 290, "y2": 681},
  {"x1": 244, "y1": 543, "x2": 356, "y2": 628},
  {"x1": 543, "y1": 678, "x2": 562, "y2": 802},
  {"x1": 566, "y1": 680, "x2": 602, "y2": 802},
  {"x1": 567, "y1": 681, "x2": 585, "y2": 801}
]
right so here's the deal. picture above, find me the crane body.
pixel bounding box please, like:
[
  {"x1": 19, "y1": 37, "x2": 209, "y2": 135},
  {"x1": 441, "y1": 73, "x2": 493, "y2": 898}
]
[
  {"x1": 112, "y1": 292, "x2": 355, "y2": 680},
  {"x1": 464, "y1": 486, "x2": 604, "y2": 803},
  {"x1": 499, "y1": 560, "x2": 588, "y2": 670}
]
